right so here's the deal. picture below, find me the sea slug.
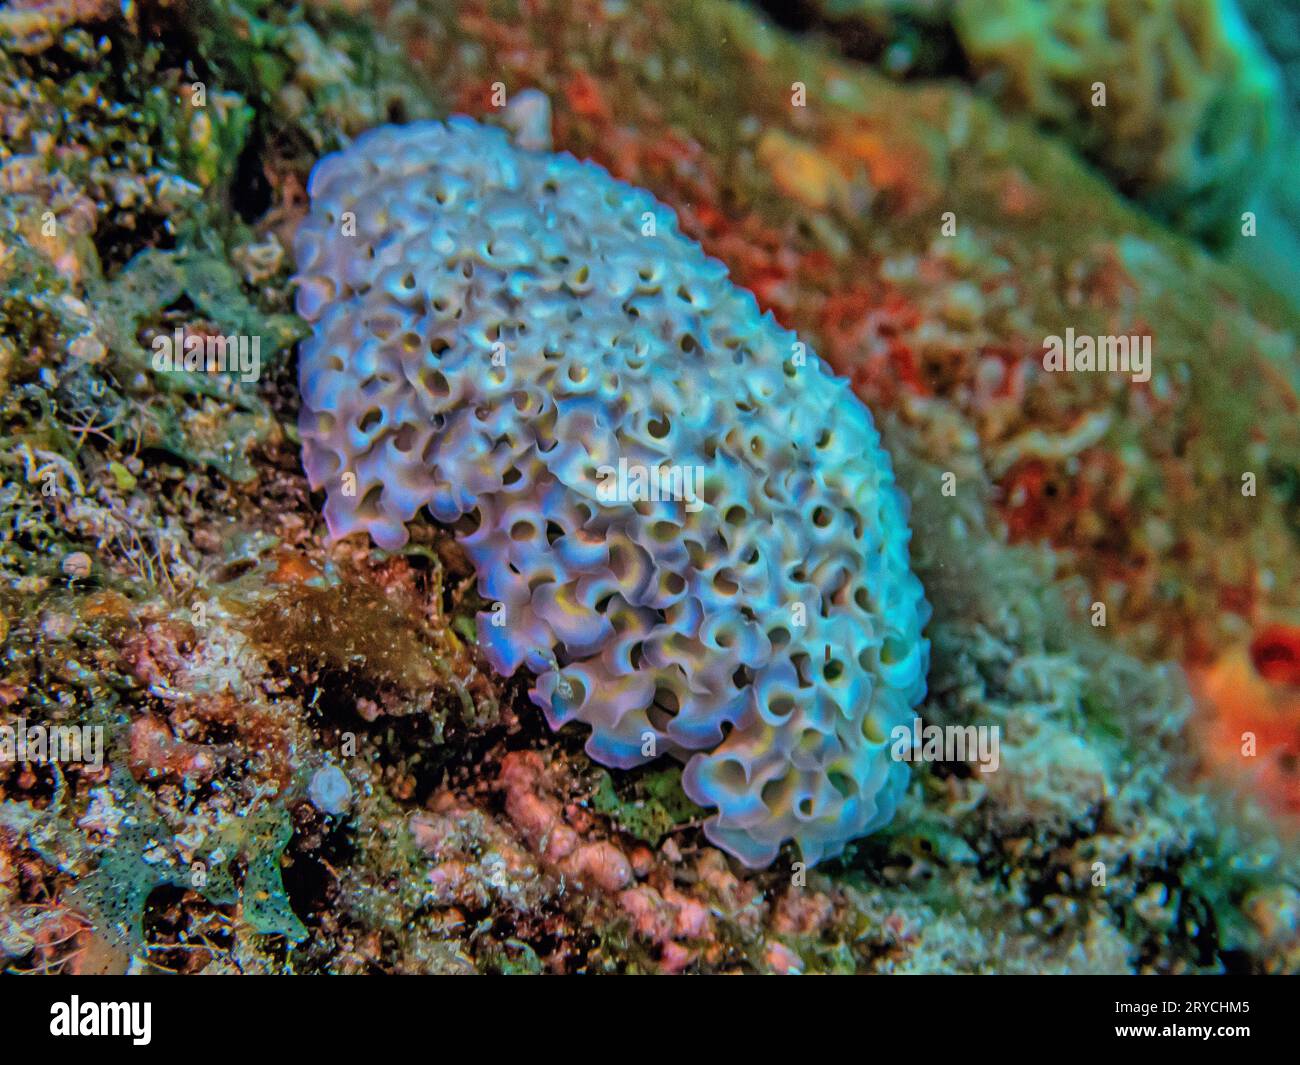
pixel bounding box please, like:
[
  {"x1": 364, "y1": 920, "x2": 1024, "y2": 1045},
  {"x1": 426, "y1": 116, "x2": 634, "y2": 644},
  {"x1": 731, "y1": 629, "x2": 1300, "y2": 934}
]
[{"x1": 294, "y1": 117, "x2": 930, "y2": 867}]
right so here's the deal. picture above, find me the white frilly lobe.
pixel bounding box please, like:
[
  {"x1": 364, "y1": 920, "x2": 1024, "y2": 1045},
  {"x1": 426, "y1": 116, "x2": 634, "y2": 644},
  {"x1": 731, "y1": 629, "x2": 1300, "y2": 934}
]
[{"x1": 295, "y1": 118, "x2": 930, "y2": 868}]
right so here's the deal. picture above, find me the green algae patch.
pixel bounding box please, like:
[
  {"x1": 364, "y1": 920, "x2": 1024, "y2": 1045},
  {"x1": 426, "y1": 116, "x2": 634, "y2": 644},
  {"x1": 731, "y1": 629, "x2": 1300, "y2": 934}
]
[
  {"x1": 148, "y1": 83, "x2": 255, "y2": 193},
  {"x1": 65, "y1": 796, "x2": 306, "y2": 972},
  {"x1": 89, "y1": 244, "x2": 303, "y2": 480},
  {"x1": 63, "y1": 812, "x2": 180, "y2": 973},
  {"x1": 188, "y1": 0, "x2": 435, "y2": 150},
  {"x1": 590, "y1": 767, "x2": 704, "y2": 846},
  {"x1": 477, "y1": 937, "x2": 545, "y2": 975},
  {"x1": 193, "y1": 805, "x2": 308, "y2": 942},
  {"x1": 96, "y1": 246, "x2": 302, "y2": 373}
]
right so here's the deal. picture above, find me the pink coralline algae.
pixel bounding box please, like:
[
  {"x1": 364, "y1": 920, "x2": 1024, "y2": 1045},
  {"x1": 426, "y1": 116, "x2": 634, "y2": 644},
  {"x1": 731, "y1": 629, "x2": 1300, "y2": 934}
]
[{"x1": 294, "y1": 118, "x2": 930, "y2": 868}]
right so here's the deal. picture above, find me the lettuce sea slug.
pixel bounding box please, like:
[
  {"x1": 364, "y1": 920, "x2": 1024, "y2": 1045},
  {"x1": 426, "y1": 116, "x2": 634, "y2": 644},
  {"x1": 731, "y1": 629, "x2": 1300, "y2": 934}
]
[{"x1": 293, "y1": 117, "x2": 931, "y2": 868}]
